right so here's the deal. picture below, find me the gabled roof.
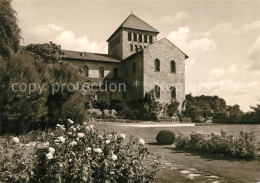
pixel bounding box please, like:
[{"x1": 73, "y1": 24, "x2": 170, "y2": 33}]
[
  {"x1": 61, "y1": 50, "x2": 121, "y2": 63},
  {"x1": 107, "y1": 14, "x2": 159, "y2": 41},
  {"x1": 145, "y1": 38, "x2": 189, "y2": 60}
]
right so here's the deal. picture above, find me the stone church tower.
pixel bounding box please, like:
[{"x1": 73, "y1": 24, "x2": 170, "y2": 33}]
[
  {"x1": 107, "y1": 14, "x2": 160, "y2": 60},
  {"x1": 62, "y1": 13, "x2": 189, "y2": 107}
]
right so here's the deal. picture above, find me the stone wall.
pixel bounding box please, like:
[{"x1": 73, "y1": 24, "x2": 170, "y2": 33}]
[
  {"x1": 143, "y1": 38, "x2": 186, "y2": 106},
  {"x1": 121, "y1": 28, "x2": 158, "y2": 60}
]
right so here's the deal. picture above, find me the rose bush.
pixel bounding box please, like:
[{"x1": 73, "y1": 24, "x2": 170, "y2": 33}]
[
  {"x1": 31, "y1": 119, "x2": 159, "y2": 182},
  {"x1": 176, "y1": 130, "x2": 256, "y2": 159}
]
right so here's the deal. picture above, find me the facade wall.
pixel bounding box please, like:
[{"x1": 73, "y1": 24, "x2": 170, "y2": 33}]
[
  {"x1": 108, "y1": 31, "x2": 123, "y2": 60},
  {"x1": 143, "y1": 38, "x2": 186, "y2": 106},
  {"x1": 66, "y1": 60, "x2": 121, "y2": 79},
  {"x1": 120, "y1": 52, "x2": 144, "y2": 102},
  {"x1": 121, "y1": 28, "x2": 158, "y2": 60}
]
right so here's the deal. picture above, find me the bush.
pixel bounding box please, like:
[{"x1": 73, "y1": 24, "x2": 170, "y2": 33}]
[
  {"x1": 175, "y1": 130, "x2": 256, "y2": 159},
  {"x1": 156, "y1": 130, "x2": 176, "y2": 145},
  {"x1": 30, "y1": 120, "x2": 159, "y2": 182}
]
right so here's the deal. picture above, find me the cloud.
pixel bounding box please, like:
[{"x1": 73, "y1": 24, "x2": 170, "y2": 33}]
[
  {"x1": 162, "y1": 11, "x2": 190, "y2": 24},
  {"x1": 22, "y1": 24, "x2": 107, "y2": 53},
  {"x1": 209, "y1": 22, "x2": 233, "y2": 34},
  {"x1": 55, "y1": 30, "x2": 107, "y2": 53},
  {"x1": 167, "y1": 26, "x2": 216, "y2": 56},
  {"x1": 248, "y1": 35, "x2": 260, "y2": 60}
]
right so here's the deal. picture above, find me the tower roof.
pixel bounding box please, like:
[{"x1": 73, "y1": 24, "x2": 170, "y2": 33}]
[{"x1": 107, "y1": 14, "x2": 159, "y2": 41}]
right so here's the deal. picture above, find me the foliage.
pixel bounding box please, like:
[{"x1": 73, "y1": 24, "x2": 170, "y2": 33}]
[
  {"x1": 213, "y1": 103, "x2": 260, "y2": 124},
  {"x1": 0, "y1": 0, "x2": 21, "y2": 58},
  {"x1": 184, "y1": 94, "x2": 227, "y2": 121},
  {"x1": 31, "y1": 120, "x2": 159, "y2": 182},
  {"x1": 156, "y1": 130, "x2": 175, "y2": 145},
  {"x1": 126, "y1": 90, "x2": 162, "y2": 121},
  {"x1": 0, "y1": 46, "x2": 86, "y2": 134},
  {"x1": 0, "y1": 137, "x2": 35, "y2": 183},
  {"x1": 176, "y1": 130, "x2": 256, "y2": 159},
  {"x1": 26, "y1": 42, "x2": 64, "y2": 61},
  {"x1": 166, "y1": 101, "x2": 179, "y2": 117},
  {"x1": 0, "y1": 52, "x2": 49, "y2": 134}
]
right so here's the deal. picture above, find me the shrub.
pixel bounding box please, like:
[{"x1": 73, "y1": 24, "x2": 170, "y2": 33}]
[
  {"x1": 30, "y1": 120, "x2": 159, "y2": 182},
  {"x1": 156, "y1": 130, "x2": 176, "y2": 145},
  {"x1": 175, "y1": 130, "x2": 256, "y2": 159}
]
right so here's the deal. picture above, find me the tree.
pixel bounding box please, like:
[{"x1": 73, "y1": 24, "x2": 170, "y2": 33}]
[{"x1": 0, "y1": 0, "x2": 21, "y2": 57}]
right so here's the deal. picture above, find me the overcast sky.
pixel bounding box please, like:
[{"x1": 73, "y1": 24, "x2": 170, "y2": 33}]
[{"x1": 13, "y1": 0, "x2": 260, "y2": 111}]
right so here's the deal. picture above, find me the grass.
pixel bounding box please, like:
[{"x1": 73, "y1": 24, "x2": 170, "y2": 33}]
[{"x1": 91, "y1": 122, "x2": 260, "y2": 182}]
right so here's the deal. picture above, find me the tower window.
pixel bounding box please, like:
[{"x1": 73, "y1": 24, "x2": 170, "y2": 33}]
[
  {"x1": 171, "y1": 86, "x2": 176, "y2": 99},
  {"x1": 113, "y1": 68, "x2": 118, "y2": 79},
  {"x1": 83, "y1": 65, "x2": 89, "y2": 77},
  {"x1": 132, "y1": 62, "x2": 136, "y2": 74},
  {"x1": 149, "y1": 35, "x2": 153, "y2": 43},
  {"x1": 134, "y1": 33, "x2": 137, "y2": 41},
  {"x1": 135, "y1": 45, "x2": 138, "y2": 52},
  {"x1": 155, "y1": 85, "x2": 160, "y2": 98},
  {"x1": 128, "y1": 32, "x2": 132, "y2": 41},
  {"x1": 155, "y1": 59, "x2": 160, "y2": 72},
  {"x1": 170, "y1": 60, "x2": 176, "y2": 73},
  {"x1": 144, "y1": 35, "x2": 147, "y2": 43},
  {"x1": 139, "y1": 34, "x2": 142, "y2": 42},
  {"x1": 130, "y1": 44, "x2": 133, "y2": 51},
  {"x1": 99, "y1": 67, "x2": 104, "y2": 78}
]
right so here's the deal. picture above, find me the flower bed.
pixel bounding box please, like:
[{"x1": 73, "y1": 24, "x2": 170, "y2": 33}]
[
  {"x1": 175, "y1": 130, "x2": 256, "y2": 159},
  {"x1": 0, "y1": 119, "x2": 159, "y2": 183}
]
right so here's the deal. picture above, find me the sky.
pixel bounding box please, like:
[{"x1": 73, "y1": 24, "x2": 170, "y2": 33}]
[{"x1": 13, "y1": 0, "x2": 260, "y2": 111}]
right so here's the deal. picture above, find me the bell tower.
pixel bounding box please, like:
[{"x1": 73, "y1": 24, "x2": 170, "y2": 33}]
[{"x1": 107, "y1": 14, "x2": 159, "y2": 60}]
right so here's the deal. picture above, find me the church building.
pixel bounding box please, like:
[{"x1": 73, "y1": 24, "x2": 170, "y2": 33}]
[{"x1": 61, "y1": 14, "x2": 189, "y2": 107}]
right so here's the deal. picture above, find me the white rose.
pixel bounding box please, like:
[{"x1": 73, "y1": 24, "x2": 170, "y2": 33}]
[
  {"x1": 138, "y1": 138, "x2": 145, "y2": 145},
  {"x1": 69, "y1": 141, "x2": 77, "y2": 146},
  {"x1": 120, "y1": 134, "x2": 126, "y2": 139},
  {"x1": 68, "y1": 119, "x2": 74, "y2": 124},
  {"x1": 105, "y1": 140, "x2": 110, "y2": 144},
  {"x1": 46, "y1": 152, "x2": 53, "y2": 160},
  {"x1": 49, "y1": 147, "x2": 55, "y2": 153},
  {"x1": 86, "y1": 147, "x2": 91, "y2": 152},
  {"x1": 77, "y1": 133, "x2": 85, "y2": 138},
  {"x1": 56, "y1": 124, "x2": 65, "y2": 131},
  {"x1": 111, "y1": 154, "x2": 117, "y2": 161},
  {"x1": 90, "y1": 125, "x2": 94, "y2": 129},
  {"x1": 94, "y1": 148, "x2": 102, "y2": 153},
  {"x1": 98, "y1": 135, "x2": 103, "y2": 139},
  {"x1": 12, "y1": 137, "x2": 20, "y2": 144},
  {"x1": 85, "y1": 126, "x2": 90, "y2": 131},
  {"x1": 57, "y1": 136, "x2": 66, "y2": 143}
]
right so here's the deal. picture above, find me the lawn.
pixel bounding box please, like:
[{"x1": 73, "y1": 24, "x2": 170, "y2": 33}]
[{"x1": 91, "y1": 122, "x2": 260, "y2": 182}]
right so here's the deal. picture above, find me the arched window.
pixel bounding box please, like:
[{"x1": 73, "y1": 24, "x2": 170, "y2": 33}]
[
  {"x1": 155, "y1": 85, "x2": 160, "y2": 98},
  {"x1": 135, "y1": 45, "x2": 138, "y2": 52},
  {"x1": 170, "y1": 60, "x2": 176, "y2": 73},
  {"x1": 155, "y1": 59, "x2": 160, "y2": 72},
  {"x1": 113, "y1": 68, "x2": 118, "y2": 79},
  {"x1": 139, "y1": 34, "x2": 142, "y2": 42},
  {"x1": 144, "y1": 35, "x2": 147, "y2": 43},
  {"x1": 134, "y1": 33, "x2": 137, "y2": 41},
  {"x1": 99, "y1": 67, "x2": 104, "y2": 78},
  {"x1": 128, "y1": 32, "x2": 132, "y2": 41},
  {"x1": 171, "y1": 86, "x2": 176, "y2": 99},
  {"x1": 149, "y1": 35, "x2": 153, "y2": 43},
  {"x1": 132, "y1": 62, "x2": 136, "y2": 74},
  {"x1": 125, "y1": 66, "x2": 128, "y2": 76},
  {"x1": 130, "y1": 44, "x2": 133, "y2": 51},
  {"x1": 83, "y1": 65, "x2": 89, "y2": 77}
]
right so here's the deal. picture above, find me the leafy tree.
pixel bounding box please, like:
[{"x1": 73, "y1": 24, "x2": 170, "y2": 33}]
[
  {"x1": 26, "y1": 42, "x2": 64, "y2": 61},
  {"x1": 0, "y1": 0, "x2": 21, "y2": 57}
]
